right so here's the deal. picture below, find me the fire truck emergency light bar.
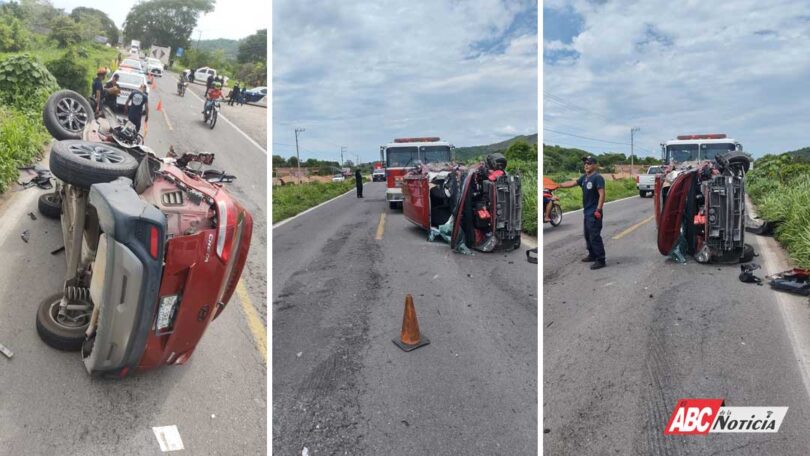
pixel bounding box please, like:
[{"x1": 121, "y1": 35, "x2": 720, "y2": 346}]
[
  {"x1": 394, "y1": 137, "x2": 441, "y2": 143},
  {"x1": 676, "y1": 134, "x2": 727, "y2": 140}
]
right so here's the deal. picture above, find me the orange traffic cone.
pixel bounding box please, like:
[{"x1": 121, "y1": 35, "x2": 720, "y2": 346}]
[
  {"x1": 392, "y1": 294, "x2": 430, "y2": 351},
  {"x1": 155, "y1": 99, "x2": 163, "y2": 112}
]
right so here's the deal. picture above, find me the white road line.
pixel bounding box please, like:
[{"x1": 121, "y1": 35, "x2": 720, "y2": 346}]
[
  {"x1": 174, "y1": 76, "x2": 267, "y2": 155},
  {"x1": 272, "y1": 183, "x2": 370, "y2": 229}
]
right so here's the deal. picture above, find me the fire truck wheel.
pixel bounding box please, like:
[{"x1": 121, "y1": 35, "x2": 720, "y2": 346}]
[
  {"x1": 50, "y1": 140, "x2": 138, "y2": 189},
  {"x1": 36, "y1": 292, "x2": 89, "y2": 351}
]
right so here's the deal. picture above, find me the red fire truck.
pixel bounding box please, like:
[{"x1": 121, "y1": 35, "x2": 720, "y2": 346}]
[{"x1": 379, "y1": 137, "x2": 454, "y2": 209}]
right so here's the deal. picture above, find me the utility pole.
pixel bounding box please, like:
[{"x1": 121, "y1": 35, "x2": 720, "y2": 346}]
[
  {"x1": 294, "y1": 128, "x2": 305, "y2": 183},
  {"x1": 196, "y1": 31, "x2": 202, "y2": 49},
  {"x1": 630, "y1": 127, "x2": 640, "y2": 176},
  {"x1": 340, "y1": 146, "x2": 347, "y2": 167}
]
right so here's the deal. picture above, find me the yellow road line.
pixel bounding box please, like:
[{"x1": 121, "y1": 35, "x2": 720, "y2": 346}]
[
  {"x1": 375, "y1": 212, "x2": 386, "y2": 240},
  {"x1": 612, "y1": 215, "x2": 655, "y2": 240},
  {"x1": 236, "y1": 280, "x2": 266, "y2": 363}
]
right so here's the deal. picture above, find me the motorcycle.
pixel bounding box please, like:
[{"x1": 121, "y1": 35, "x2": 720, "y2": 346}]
[
  {"x1": 544, "y1": 188, "x2": 562, "y2": 226},
  {"x1": 203, "y1": 99, "x2": 220, "y2": 129},
  {"x1": 177, "y1": 80, "x2": 187, "y2": 96}
]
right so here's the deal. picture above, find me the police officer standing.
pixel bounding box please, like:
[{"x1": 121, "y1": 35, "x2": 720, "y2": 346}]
[
  {"x1": 559, "y1": 156, "x2": 606, "y2": 269},
  {"x1": 355, "y1": 168, "x2": 363, "y2": 198}
]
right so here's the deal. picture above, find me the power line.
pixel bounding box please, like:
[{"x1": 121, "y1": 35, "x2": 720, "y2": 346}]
[{"x1": 543, "y1": 127, "x2": 631, "y2": 146}]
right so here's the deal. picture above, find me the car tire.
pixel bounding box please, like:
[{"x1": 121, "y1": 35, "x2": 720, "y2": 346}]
[
  {"x1": 741, "y1": 243, "x2": 755, "y2": 263},
  {"x1": 43, "y1": 90, "x2": 95, "y2": 140},
  {"x1": 639, "y1": 190, "x2": 646, "y2": 197},
  {"x1": 36, "y1": 292, "x2": 89, "y2": 351},
  {"x1": 38, "y1": 192, "x2": 62, "y2": 219},
  {"x1": 49, "y1": 140, "x2": 138, "y2": 189}
]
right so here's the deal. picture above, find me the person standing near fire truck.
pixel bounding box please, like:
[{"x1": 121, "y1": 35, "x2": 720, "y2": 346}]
[
  {"x1": 355, "y1": 168, "x2": 363, "y2": 198},
  {"x1": 559, "y1": 156, "x2": 606, "y2": 269}
]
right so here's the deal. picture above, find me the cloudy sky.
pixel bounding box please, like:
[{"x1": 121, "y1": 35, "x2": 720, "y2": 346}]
[
  {"x1": 273, "y1": 0, "x2": 538, "y2": 163},
  {"x1": 51, "y1": 0, "x2": 265, "y2": 40},
  {"x1": 544, "y1": 0, "x2": 810, "y2": 158}
]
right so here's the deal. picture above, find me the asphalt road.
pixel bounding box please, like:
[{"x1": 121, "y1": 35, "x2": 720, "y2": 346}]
[
  {"x1": 272, "y1": 182, "x2": 538, "y2": 455},
  {"x1": 0, "y1": 73, "x2": 267, "y2": 454},
  {"x1": 543, "y1": 196, "x2": 810, "y2": 455}
]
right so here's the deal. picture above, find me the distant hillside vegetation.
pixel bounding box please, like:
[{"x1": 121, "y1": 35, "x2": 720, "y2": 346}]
[
  {"x1": 197, "y1": 38, "x2": 240, "y2": 60},
  {"x1": 785, "y1": 146, "x2": 810, "y2": 161},
  {"x1": 455, "y1": 133, "x2": 538, "y2": 162}
]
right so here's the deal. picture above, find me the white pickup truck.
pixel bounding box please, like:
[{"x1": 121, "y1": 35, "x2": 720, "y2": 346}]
[{"x1": 637, "y1": 165, "x2": 664, "y2": 197}]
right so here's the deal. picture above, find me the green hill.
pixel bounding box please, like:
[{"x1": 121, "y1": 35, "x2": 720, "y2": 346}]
[
  {"x1": 455, "y1": 133, "x2": 538, "y2": 162},
  {"x1": 785, "y1": 146, "x2": 810, "y2": 161},
  {"x1": 196, "y1": 38, "x2": 240, "y2": 61}
]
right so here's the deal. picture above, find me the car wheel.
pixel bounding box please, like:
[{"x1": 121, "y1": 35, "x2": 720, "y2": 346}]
[
  {"x1": 741, "y1": 243, "x2": 755, "y2": 263},
  {"x1": 38, "y1": 192, "x2": 62, "y2": 219},
  {"x1": 36, "y1": 292, "x2": 90, "y2": 351},
  {"x1": 639, "y1": 190, "x2": 646, "y2": 197},
  {"x1": 43, "y1": 90, "x2": 95, "y2": 140},
  {"x1": 49, "y1": 140, "x2": 139, "y2": 189}
]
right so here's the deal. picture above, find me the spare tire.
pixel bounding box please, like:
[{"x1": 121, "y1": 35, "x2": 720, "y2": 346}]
[
  {"x1": 38, "y1": 192, "x2": 62, "y2": 219},
  {"x1": 43, "y1": 90, "x2": 95, "y2": 140},
  {"x1": 50, "y1": 140, "x2": 138, "y2": 189}
]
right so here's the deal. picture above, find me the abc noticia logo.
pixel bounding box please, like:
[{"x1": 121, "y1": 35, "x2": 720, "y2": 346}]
[{"x1": 664, "y1": 399, "x2": 788, "y2": 435}]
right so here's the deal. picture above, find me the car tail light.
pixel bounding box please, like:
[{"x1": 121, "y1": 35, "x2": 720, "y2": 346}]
[
  {"x1": 150, "y1": 226, "x2": 159, "y2": 258},
  {"x1": 215, "y1": 200, "x2": 237, "y2": 262},
  {"x1": 217, "y1": 213, "x2": 245, "y2": 305}
]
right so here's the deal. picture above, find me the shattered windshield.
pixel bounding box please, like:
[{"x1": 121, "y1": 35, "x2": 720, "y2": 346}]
[
  {"x1": 421, "y1": 145, "x2": 452, "y2": 164},
  {"x1": 701, "y1": 143, "x2": 737, "y2": 160},
  {"x1": 386, "y1": 147, "x2": 418, "y2": 167}
]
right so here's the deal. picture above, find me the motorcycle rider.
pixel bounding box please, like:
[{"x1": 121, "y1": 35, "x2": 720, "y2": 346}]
[
  {"x1": 543, "y1": 188, "x2": 554, "y2": 222},
  {"x1": 203, "y1": 81, "x2": 224, "y2": 115}
]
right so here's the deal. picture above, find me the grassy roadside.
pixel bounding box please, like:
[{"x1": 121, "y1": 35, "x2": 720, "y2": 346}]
[
  {"x1": 746, "y1": 154, "x2": 810, "y2": 268},
  {"x1": 272, "y1": 180, "x2": 357, "y2": 223},
  {"x1": 550, "y1": 176, "x2": 638, "y2": 212}
]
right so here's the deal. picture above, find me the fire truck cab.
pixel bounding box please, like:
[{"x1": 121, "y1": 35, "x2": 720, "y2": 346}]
[{"x1": 380, "y1": 137, "x2": 454, "y2": 209}]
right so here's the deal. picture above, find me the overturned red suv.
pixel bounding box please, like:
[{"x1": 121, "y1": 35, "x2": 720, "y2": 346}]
[
  {"x1": 36, "y1": 90, "x2": 253, "y2": 377},
  {"x1": 402, "y1": 153, "x2": 522, "y2": 253},
  {"x1": 654, "y1": 134, "x2": 752, "y2": 263}
]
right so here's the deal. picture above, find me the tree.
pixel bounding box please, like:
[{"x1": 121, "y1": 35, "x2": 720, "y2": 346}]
[
  {"x1": 237, "y1": 29, "x2": 266, "y2": 64},
  {"x1": 272, "y1": 155, "x2": 287, "y2": 168},
  {"x1": 49, "y1": 16, "x2": 81, "y2": 48},
  {"x1": 505, "y1": 140, "x2": 535, "y2": 162},
  {"x1": 286, "y1": 156, "x2": 299, "y2": 167},
  {"x1": 70, "y1": 7, "x2": 119, "y2": 44},
  {"x1": 0, "y1": 13, "x2": 30, "y2": 52},
  {"x1": 123, "y1": 0, "x2": 215, "y2": 59},
  {"x1": 20, "y1": 0, "x2": 62, "y2": 31}
]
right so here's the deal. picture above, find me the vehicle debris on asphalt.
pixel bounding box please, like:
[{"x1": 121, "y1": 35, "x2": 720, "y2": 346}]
[
  {"x1": 739, "y1": 263, "x2": 763, "y2": 285},
  {"x1": 767, "y1": 268, "x2": 810, "y2": 296},
  {"x1": 17, "y1": 165, "x2": 53, "y2": 190},
  {"x1": 28, "y1": 212, "x2": 37, "y2": 220},
  {"x1": 0, "y1": 342, "x2": 13, "y2": 359},
  {"x1": 526, "y1": 248, "x2": 537, "y2": 264},
  {"x1": 20, "y1": 229, "x2": 30, "y2": 243}
]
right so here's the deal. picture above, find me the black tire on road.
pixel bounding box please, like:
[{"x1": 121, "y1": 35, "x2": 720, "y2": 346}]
[
  {"x1": 38, "y1": 192, "x2": 62, "y2": 219},
  {"x1": 639, "y1": 190, "x2": 646, "y2": 197},
  {"x1": 43, "y1": 90, "x2": 95, "y2": 140},
  {"x1": 49, "y1": 140, "x2": 138, "y2": 189},
  {"x1": 36, "y1": 292, "x2": 89, "y2": 351},
  {"x1": 741, "y1": 243, "x2": 755, "y2": 263}
]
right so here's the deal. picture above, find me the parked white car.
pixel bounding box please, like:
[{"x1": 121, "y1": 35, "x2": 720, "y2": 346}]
[
  {"x1": 146, "y1": 58, "x2": 163, "y2": 77},
  {"x1": 108, "y1": 71, "x2": 150, "y2": 108},
  {"x1": 332, "y1": 174, "x2": 346, "y2": 182}
]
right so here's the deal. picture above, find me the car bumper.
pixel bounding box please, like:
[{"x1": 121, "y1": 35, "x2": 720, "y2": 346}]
[
  {"x1": 638, "y1": 184, "x2": 654, "y2": 191},
  {"x1": 84, "y1": 178, "x2": 166, "y2": 376},
  {"x1": 372, "y1": 175, "x2": 385, "y2": 181},
  {"x1": 386, "y1": 188, "x2": 403, "y2": 202}
]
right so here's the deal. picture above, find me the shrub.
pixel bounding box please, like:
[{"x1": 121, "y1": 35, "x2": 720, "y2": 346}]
[
  {"x1": 46, "y1": 49, "x2": 89, "y2": 95},
  {"x1": 0, "y1": 107, "x2": 49, "y2": 192},
  {"x1": 0, "y1": 54, "x2": 59, "y2": 119}
]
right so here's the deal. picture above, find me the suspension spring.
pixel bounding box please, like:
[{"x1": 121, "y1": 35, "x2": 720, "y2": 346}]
[{"x1": 65, "y1": 286, "x2": 91, "y2": 303}]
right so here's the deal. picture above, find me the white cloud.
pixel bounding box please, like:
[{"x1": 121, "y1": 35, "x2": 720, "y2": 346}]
[
  {"x1": 544, "y1": 0, "x2": 810, "y2": 156},
  {"x1": 273, "y1": 0, "x2": 538, "y2": 162}
]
